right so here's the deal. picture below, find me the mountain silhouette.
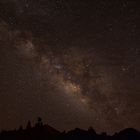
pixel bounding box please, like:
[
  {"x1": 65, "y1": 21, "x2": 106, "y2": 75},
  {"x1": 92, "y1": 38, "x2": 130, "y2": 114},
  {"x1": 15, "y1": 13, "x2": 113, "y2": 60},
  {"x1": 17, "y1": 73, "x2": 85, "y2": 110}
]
[
  {"x1": 113, "y1": 128, "x2": 140, "y2": 140},
  {"x1": 0, "y1": 118, "x2": 140, "y2": 140}
]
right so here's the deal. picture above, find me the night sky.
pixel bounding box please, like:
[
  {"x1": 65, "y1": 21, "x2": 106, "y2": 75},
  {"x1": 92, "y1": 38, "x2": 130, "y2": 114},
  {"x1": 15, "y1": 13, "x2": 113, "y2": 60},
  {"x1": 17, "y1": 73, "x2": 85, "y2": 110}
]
[{"x1": 0, "y1": 0, "x2": 140, "y2": 134}]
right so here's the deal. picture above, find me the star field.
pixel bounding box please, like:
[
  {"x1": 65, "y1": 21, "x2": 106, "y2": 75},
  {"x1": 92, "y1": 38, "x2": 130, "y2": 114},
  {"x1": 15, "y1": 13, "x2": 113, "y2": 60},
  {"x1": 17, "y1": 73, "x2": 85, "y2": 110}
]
[{"x1": 0, "y1": 0, "x2": 140, "y2": 134}]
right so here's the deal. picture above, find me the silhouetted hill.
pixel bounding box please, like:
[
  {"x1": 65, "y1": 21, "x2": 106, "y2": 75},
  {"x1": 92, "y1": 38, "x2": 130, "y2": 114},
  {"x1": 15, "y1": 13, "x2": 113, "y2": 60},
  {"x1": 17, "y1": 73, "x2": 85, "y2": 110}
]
[
  {"x1": 113, "y1": 128, "x2": 140, "y2": 140},
  {"x1": 0, "y1": 119, "x2": 140, "y2": 140},
  {"x1": 43, "y1": 124, "x2": 60, "y2": 134}
]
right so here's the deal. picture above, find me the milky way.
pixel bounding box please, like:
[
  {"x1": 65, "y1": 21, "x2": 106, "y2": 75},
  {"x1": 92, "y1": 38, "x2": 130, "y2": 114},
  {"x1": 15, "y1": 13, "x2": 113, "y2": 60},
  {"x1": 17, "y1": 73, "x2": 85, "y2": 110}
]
[{"x1": 0, "y1": 0, "x2": 140, "y2": 134}]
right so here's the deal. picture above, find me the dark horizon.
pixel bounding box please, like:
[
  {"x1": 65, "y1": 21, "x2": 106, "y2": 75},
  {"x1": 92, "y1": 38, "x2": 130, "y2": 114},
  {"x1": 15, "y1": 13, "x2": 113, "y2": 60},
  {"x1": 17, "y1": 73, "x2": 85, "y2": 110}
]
[
  {"x1": 0, "y1": 117, "x2": 140, "y2": 135},
  {"x1": 0, "y1": 117, "x2": 139, "y2": 135},
  {"x1": 0, "y1": 117, "x2": 140, "y2": 140}
]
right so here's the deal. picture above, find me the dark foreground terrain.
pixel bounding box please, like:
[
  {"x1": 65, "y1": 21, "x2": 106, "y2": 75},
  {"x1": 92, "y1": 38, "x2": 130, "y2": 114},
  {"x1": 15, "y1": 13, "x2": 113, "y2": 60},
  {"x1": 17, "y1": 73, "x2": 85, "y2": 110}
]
[{"x1": 0, "y1": 118, "x2": 140, "y2": 140}]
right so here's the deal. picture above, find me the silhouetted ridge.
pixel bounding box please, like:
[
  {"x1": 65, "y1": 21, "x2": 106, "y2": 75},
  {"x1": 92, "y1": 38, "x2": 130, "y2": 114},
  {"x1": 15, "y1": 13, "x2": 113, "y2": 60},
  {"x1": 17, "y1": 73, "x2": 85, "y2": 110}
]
[
  {"x1": 0, "y1": 118, "x2": 140, "y2": 140},
  {"x1": 113, "y1": 128, "x2": 140, "y2": 140},
  {"x1": 43, "y1": 124, "x2": 60, "y2": 134},
  {"x1": 119, "y1": 128, "x2": 139, "y2": 134}
]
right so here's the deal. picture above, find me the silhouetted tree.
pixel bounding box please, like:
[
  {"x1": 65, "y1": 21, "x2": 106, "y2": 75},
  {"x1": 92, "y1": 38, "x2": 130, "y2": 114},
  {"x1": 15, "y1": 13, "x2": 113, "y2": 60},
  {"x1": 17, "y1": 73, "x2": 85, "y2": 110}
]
[
  {"x1": 26, "y1": 120, "x2": 32, "y2": 130},
  {"x1": 18, "y1": 125, "x2": 23, "y2": 131},
  {"x1": 88, "y1": 126, "x2": 96, "y2": 135},
  {"x1": 35, "y1": 117, "x2": 43, "y2": 128}
]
